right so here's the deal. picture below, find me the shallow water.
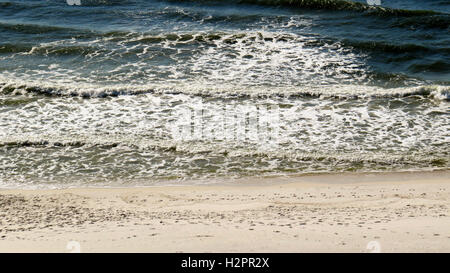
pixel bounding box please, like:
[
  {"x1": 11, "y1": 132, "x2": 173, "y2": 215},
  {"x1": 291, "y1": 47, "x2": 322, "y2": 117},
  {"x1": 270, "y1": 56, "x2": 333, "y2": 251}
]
[{"x1": 0, "y1": 0, "x2": 449, "y2": 188}]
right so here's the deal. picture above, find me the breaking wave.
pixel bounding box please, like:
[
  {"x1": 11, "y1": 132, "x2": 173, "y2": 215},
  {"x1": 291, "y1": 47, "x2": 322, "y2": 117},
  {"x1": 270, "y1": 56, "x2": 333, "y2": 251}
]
[{"x1": 1, "y1": 79, "x2": 449, "y2": 100}]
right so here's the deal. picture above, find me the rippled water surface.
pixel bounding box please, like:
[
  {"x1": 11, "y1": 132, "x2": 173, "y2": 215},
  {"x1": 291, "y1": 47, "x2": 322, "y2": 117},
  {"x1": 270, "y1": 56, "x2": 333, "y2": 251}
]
[{"x1": 0, "y1": 0, "x2": 449, "y2": 188}]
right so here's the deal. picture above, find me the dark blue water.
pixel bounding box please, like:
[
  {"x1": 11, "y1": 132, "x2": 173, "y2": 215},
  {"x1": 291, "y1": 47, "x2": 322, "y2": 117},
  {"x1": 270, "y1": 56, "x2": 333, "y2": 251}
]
[{"x1": 0, "y1": 0, "x2": 449, "y2": 188}]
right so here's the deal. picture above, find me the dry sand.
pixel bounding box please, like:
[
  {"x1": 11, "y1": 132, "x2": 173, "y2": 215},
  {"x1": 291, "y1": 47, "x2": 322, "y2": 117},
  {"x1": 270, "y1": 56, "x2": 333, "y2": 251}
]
[{"x1": 0, "y1": 171, "x2": 449, "y2": 253}]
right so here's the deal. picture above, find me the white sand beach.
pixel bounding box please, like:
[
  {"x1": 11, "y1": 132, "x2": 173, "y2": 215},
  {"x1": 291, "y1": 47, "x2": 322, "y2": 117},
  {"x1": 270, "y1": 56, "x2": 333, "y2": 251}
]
[{"x1": 0, "y1": 171, "x2": 449, "y2": 253}]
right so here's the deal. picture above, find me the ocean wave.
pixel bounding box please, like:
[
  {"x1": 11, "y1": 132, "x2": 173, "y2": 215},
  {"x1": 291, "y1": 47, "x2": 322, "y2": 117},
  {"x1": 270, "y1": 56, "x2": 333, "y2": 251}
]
[
  {"x1": 0, "y1": 0, "x2": 130, "y2": 8},
  {"x1": 0, "y1": 140, "x2": 120, "y2": 149},
  {"x1": 28, "y1": 44, "x2": 102, "y2": 56},
  {"x1": 0, "y1": 136, "x2": 447, "y2": 187},
  {"x1": 1, "y1": 79, "x2": 449, "y2": 100},
  {"x1": 0, "y1": 1, "x2": 47, "y2": 10},
  {"x1": 0, "y1": 81, "x2": 154, "y2": 98},
  {"x1": 0, "y1": 43, "x2": 104, "y2": 56},
  {"x1": 392, "y1": 14, "x2": 450, "y2": 30},
  {"x1": 0, "y1": 44, "x2": 32, "y2": 54},
  {"x1": 0, "y1": 136, "x2": 447, "y2": 166},
  {"x1": 341, "y1": 40, "x2": 431, "y2": 54},
  {"x1": 169, "y1": 0, "x2": 444, "y2": 17},
  {"x1": 0, "y1": 21, "x2": 87, "y2": 35},
  {"x1": 2, "y1": 29, "x2": 447, "y2": 67},
  {"x1": 409, "y1": 60, "x2": 450, "y2": 73},
  {"x1": 2, "y1": 26, "x2": 446, "y2": 58},
  {"x1": 1, "y1": 0, "x2": 445, "y2": 17}
]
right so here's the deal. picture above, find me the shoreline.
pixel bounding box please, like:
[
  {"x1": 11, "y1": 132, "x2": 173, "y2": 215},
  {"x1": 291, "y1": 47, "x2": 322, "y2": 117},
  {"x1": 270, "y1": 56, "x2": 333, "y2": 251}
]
[
  {"x1": 2, "y1": 169, "x2": 448, "y2": 190},
  {"x1": 0, "y1": 170, "x2": 449, "y2": 252}
]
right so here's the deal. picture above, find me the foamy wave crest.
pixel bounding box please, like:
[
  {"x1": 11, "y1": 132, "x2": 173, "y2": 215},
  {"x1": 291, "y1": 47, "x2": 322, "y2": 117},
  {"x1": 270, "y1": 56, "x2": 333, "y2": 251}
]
[
  {"x1": 1, "y1": 78, "x2": 449, "y2": 100},
  {"x1": 0, "y1": 134, "x2": 446, "y2": 164},
  {"x1": 0, "y1": 133, "x2": 447, "y2": 189},
  {"x1": 1, "y1": 86, "x2": 448, "y2": 187}
]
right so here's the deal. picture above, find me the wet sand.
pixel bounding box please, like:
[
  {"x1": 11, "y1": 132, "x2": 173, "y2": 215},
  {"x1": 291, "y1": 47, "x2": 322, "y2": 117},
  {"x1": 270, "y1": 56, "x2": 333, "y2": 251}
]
[{"x1": 0, "y1": 171, "x2": 449, "y2": 252}]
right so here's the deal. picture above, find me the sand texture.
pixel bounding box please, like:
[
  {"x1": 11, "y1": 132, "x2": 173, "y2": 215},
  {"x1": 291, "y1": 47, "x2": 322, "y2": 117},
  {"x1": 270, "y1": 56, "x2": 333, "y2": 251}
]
[{"x1": 0, "y1": 171, "x2": 449, "y2": 252}]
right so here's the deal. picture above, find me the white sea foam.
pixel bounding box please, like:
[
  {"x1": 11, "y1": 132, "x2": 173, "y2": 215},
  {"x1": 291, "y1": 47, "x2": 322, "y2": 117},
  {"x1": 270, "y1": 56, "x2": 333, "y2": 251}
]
[
  {"x1": 0, "y1": 30, "x2": 371, "y2": 88},
  {"x1": 0, "y1": 88, "x2": 448, "y2": 188},
  {"x1": 1, "y1": 26, "x2": 448, "y2": 188}
]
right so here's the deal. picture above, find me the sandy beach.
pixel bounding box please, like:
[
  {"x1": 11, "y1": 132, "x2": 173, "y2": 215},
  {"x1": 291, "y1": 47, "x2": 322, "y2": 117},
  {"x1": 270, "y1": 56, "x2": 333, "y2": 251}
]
[{"x1": 0, "y1": 171, "x2": 449, "y2": 253}]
